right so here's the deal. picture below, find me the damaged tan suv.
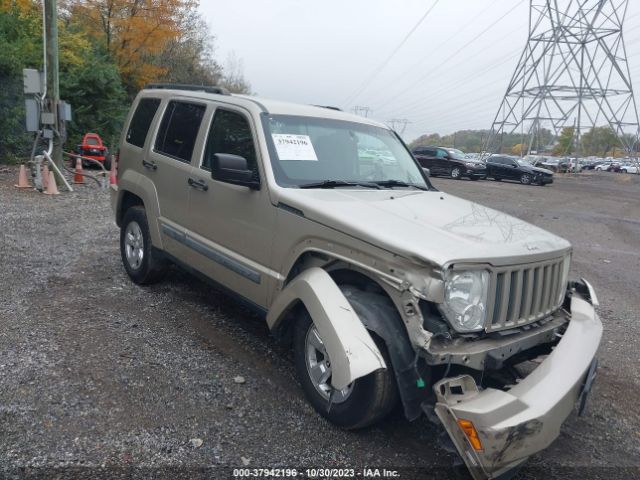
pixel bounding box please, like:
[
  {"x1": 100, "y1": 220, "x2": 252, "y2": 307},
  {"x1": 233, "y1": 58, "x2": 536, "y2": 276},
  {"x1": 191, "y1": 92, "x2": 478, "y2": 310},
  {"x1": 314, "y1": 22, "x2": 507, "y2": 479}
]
[{"x1": 111, "y1": 84, "x2": 602, "y2": 479}]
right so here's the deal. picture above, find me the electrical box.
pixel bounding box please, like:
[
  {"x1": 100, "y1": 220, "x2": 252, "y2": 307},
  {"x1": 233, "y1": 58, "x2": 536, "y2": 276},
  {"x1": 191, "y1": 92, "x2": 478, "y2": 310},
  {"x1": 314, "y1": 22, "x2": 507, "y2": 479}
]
[
  {"x1": 58, "y1": 101, "x2": 72, "y2": 122},
  {"x1": 25, "y1": 99, "x2": 39, "y2": 132},
  {"x1": 42, "y1": 129, "x2": 53, "y2": 139},
  {"x1": 23, "y1": 68, "x2": 43, "y2": 95},
  {"x1": 41, "y1": 112, "x2": 55, "y2": 125}
]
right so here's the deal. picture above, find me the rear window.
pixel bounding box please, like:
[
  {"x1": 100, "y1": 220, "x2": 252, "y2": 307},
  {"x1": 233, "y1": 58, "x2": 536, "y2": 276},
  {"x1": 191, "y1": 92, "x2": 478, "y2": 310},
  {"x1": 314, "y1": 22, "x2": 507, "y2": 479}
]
[
  {"x1": 85, "y1": 137, "x2": 99, "y2": 145},
  {"x1": 126, "y1": 98, "x2": 161, "y2": 148},
  {"x1": 154, "y1": 101, "x2": 206, "y2": 163}
]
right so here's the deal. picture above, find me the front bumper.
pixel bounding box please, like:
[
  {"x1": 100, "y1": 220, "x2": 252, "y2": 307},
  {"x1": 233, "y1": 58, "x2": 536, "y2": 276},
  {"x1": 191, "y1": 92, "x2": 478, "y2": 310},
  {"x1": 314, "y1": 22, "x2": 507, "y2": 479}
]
[
  {"x1": 433, "y1": 284, "x2": 602, "y2": 479},
  {"x1": 536, "y1": 175, "x2": 553, "y2": 184}
]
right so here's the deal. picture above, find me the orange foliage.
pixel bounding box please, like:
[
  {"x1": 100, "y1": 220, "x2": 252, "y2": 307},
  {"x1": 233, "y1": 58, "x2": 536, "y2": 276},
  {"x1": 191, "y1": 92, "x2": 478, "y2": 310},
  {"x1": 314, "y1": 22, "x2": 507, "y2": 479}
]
[{"x1": 65, "y1": 0, "x2": 197, "y2": 89}]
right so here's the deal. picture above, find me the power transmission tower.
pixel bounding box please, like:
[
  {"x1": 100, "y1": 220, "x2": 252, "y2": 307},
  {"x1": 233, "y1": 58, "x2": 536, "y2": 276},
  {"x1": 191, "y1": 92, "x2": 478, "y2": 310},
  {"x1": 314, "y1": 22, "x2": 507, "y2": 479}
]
[
  {"x1": 485, "y1": 0, "x2": 639, "y2": 159},
  {"x1": 387, "y1": 118, "x2": 410, "y2": 135},
  {"x1": 351, "y1": 106, "x2": 372, "y2": 117}
]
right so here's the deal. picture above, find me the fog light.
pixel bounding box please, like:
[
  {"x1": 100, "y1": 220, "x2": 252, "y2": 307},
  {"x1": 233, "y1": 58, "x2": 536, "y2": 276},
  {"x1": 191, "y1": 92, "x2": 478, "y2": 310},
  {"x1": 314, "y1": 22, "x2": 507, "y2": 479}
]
[{"x1": 457, "y1": 419, "x2": 483, "y2": 451}]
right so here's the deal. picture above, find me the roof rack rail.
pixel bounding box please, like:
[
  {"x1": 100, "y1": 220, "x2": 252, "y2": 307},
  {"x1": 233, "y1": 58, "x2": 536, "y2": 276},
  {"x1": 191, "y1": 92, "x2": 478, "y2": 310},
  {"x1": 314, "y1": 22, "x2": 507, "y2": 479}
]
[
  {"x1": 145, "y1": 83, "x2": 230, "y2": 95},
  {"x1": 312, "y1": 105, "x2": 342, "y2": 111}
]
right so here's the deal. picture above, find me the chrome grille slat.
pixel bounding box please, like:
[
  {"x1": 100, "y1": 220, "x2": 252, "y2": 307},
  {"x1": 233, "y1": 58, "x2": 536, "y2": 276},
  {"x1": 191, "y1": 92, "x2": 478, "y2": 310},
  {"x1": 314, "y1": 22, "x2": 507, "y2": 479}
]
[{"x1": 487, "y1": 256, "x2": 568, "y2": 332}]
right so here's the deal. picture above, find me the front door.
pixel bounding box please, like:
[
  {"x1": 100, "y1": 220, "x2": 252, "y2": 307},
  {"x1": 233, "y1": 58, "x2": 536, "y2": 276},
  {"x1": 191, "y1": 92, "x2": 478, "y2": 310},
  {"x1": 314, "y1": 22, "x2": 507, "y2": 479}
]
[{"x1": 183, "y1": 106, "x2": 277, "y2": 307}]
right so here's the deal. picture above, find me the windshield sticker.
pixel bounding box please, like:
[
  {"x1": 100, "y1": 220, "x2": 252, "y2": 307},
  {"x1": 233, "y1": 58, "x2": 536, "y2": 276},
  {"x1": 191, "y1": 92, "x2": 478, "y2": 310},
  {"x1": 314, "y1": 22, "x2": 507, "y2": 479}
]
[{"x1": 272, "y1": 134, "x2": 318, "y2": 161}]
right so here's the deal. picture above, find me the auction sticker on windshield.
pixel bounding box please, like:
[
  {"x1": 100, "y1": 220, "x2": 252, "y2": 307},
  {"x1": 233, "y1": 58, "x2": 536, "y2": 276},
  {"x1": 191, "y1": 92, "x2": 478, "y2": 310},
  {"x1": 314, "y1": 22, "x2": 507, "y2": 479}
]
[{"x1": 272, "y1": 134, "x2": 318, "y2": 161}]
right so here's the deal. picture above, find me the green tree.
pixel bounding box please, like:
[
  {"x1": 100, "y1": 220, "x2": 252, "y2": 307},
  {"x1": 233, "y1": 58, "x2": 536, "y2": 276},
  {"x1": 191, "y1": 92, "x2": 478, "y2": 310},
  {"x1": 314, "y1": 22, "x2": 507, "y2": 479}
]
[
  {"x1": 60, "y1": 50, "x2": 127, "y2": 149},
  {"x1": 581, "y1": 126, "x2": 620, "y2": 157},
  {"x1": 552, "y1": 127, "x2": 575, "y2": 156}
]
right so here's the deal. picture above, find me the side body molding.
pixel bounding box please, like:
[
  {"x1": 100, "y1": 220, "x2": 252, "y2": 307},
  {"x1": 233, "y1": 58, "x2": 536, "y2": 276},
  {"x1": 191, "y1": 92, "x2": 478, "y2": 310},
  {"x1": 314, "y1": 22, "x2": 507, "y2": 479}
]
[{"x1": 267, "y1": 268, "x2": 386, "y2": 390}]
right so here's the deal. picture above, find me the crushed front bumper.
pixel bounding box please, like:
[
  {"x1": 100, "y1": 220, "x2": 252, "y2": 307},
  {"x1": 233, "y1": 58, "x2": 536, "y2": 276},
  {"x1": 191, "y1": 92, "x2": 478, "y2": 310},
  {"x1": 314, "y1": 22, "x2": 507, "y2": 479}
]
[{"x1": 433, "y1": 282, "x2": 602, "y2": 479}]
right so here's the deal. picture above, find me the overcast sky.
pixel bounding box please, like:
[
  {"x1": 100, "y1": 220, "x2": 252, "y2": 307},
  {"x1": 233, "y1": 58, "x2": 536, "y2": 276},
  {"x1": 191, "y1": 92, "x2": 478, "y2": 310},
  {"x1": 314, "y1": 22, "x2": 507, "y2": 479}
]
[{"x1": 199, "y1": 0, "x2": 640, "y2": 142}]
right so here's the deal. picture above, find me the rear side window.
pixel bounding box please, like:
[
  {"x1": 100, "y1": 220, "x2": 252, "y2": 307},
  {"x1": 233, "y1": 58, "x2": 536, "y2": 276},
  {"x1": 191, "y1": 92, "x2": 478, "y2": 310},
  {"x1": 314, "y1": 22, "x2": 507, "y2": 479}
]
[
  {"x1": 155, "y1": 101, "x2": 206, "y2": 163},
  {"x1": 202, "y1": 109, "x2": 257, "y2": 174},
  {"x1": 126, "y1": 98, "x2": 161, "y2": 148}
]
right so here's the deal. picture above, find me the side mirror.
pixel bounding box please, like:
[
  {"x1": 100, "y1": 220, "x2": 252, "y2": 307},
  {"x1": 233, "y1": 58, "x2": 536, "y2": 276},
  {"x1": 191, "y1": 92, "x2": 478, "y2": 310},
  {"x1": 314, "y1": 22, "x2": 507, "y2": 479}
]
[
  {"x1": 212, "y1": 153, "x2": 259, "y2": 190},
  {"x1": 422, "y1": 167, "x2": 431, "y2": 177}
]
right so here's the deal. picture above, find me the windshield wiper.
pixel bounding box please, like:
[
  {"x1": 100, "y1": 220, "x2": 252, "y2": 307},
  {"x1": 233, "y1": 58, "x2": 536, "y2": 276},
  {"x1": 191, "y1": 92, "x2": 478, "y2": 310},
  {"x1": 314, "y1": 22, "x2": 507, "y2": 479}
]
[
  {"x1": 372, "y1": 180, "x2": 429, "y2": 190},
  {"x1": 298, "y1": 180, "x2": 381, "y2": 189}
]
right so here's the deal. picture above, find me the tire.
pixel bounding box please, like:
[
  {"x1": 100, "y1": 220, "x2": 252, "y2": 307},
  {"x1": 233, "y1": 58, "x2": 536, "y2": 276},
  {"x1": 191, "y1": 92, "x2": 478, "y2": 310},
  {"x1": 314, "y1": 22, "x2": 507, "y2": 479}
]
[
  {"x1": 293, "y1": 294, "x2": 398, "y2": 430},
  {"x1": 104, "y1": 155, "x2": 112, "y2": 172},
  {"x1": 520, "y1": 173, "x2": 532, "y2": 185},
  {"x1": 450, "y1": 167, "x2": 462, "y2": 179},
  {"x1": 120, "y1": 206, "x2": 168, "y2": 284}
]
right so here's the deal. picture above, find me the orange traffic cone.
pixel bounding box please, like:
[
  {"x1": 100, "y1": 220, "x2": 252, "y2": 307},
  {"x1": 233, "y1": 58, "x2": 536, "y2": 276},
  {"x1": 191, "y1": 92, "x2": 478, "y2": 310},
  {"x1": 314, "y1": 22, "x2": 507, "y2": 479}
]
[
  {"x1": 14, "y1": 164, "x2": 31, "y2": 188},
  {"x1": 42, "y1": 164, "x2": 50, "y2": 189},
  {"x1": 44, "y1": 170, "x2": 60, "y2": 195},
  {"x1": 73, "y1": 156, "x2": 85, "y2": 184}
]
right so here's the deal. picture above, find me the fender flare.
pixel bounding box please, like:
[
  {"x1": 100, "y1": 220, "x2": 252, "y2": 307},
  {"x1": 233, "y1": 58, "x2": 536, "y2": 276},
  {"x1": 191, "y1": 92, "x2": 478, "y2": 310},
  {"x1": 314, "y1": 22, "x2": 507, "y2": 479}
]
[{"x1": 266, "y1": 267, "x2": 386, "y2": 390}]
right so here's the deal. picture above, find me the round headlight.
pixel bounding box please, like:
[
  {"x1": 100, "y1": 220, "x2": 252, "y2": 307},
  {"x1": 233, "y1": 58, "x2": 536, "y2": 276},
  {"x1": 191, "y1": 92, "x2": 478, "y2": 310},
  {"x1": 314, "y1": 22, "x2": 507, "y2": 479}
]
[{"x1": 442, "y1": 270, "x2": 489, "y2": 332}]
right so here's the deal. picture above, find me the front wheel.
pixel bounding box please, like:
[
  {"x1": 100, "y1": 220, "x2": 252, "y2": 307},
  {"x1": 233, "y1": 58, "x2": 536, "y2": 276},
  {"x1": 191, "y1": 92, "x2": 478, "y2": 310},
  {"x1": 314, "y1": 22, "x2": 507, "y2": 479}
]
[
  {"x1": 520, "y1": 173, "x2": 532, "y2": 185},
  {"x1": 450, "y1": 167, "x2": 462, "y2": 179},
  {"x1": 120, "y1": 206, "x2": 168, "y2": 284},
  {"x1": 293, "y1": 310, "x2": 397, "y2": 429}
]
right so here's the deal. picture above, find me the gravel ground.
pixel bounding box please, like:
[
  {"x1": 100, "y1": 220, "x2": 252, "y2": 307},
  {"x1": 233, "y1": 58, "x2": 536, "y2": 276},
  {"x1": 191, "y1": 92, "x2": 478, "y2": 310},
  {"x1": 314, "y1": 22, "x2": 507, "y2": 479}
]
[{"x1": 0, "y1": 165, "x2": 639, "y2": 479}]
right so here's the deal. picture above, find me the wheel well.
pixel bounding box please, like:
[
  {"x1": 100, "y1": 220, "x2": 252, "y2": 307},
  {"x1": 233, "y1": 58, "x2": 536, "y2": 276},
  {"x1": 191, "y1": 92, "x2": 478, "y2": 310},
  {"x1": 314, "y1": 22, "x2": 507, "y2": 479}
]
[
  {"x1": 117, "y1": 191, "x2": 144, "y2": 227},
  {"x1": 275, "y1": 267, "x2": 393, "y2": 347}
]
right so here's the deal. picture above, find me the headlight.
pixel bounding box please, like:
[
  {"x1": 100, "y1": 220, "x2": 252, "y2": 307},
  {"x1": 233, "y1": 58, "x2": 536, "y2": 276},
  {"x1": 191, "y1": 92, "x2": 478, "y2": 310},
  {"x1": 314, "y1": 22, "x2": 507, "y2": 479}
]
[{"x1": 441, "y1": 270, "x2": 489, "y2": 332}]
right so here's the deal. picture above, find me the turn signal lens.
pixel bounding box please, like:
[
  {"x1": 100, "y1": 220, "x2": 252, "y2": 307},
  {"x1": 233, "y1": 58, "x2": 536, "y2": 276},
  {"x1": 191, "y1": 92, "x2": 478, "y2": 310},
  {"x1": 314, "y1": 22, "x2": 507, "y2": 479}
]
[{"x1": 457, "y1": 419, "x2": 483, "y2": 451}]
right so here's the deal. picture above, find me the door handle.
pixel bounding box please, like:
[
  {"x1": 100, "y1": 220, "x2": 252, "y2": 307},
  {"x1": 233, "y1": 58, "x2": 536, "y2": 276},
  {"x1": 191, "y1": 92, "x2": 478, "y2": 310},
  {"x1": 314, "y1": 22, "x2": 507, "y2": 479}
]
[
  {"x1": 188, "y1": 177, "x2": 209, "y2": 191},
  {"x1": 142, "y1": 159, "x2": 157, "y2": 170}
]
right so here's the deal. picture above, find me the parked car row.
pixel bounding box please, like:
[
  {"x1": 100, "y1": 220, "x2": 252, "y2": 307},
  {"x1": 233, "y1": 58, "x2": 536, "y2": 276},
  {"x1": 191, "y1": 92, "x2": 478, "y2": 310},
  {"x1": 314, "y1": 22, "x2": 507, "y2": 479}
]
[{"x1": 412, "y1": 147, "x2": 553, "y2": 186}]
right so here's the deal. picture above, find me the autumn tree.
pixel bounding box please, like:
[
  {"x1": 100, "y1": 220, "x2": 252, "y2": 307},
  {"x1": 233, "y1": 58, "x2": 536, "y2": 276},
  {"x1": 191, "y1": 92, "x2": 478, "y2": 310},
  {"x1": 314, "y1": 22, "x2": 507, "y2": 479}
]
[{"x1": 63, "y1": 0, "x2": 196, "y2": 91}]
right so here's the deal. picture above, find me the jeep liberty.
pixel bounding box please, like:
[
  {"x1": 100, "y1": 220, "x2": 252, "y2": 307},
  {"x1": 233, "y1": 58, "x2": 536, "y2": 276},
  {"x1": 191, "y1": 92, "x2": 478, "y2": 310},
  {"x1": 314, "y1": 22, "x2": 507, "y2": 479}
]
[{"x1": 111, "y1": 84, "x2": 602, "y2": 479}]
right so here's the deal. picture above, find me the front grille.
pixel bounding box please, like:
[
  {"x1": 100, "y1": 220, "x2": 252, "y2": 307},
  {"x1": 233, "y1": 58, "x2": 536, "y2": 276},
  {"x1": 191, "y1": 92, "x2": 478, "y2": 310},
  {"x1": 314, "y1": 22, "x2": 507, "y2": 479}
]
[{"x1": 485, "y1": 256, "x2": 568, "y2": 331}]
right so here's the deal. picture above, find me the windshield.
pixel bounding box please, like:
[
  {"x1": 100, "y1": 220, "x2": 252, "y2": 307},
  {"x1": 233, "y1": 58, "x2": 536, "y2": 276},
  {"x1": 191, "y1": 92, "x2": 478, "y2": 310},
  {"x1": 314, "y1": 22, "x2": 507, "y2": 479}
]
[
  {"x1": 447, "y1": 148, "x2": 466, "y2": 160},
  {"x1": 262, "y1": 114, "x2": 430, "y2": 189},
  {"x1": 516, "y1": 159, "x2": 531, "y2": 166}
]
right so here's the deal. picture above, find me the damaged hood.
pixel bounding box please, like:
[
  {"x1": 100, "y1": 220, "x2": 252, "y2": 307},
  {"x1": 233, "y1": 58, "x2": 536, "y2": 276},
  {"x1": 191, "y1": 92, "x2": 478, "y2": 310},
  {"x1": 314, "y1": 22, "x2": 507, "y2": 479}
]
[{"x1": 276, "y1": 188, "x2": 571, "y2": 267}]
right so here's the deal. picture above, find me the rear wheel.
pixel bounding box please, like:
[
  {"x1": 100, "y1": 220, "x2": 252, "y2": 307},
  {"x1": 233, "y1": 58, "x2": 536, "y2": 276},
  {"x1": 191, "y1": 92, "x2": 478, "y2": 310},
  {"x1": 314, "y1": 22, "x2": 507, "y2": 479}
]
[
  {"x1": 450, "y1": 167, "x2": 462, "y2": 179},
  {"x1": 120, "y1": 206, "x2": 168, "y2": 284},
  {"x1": 293, "y1": 295, "x2": 398, "y2": 429}
]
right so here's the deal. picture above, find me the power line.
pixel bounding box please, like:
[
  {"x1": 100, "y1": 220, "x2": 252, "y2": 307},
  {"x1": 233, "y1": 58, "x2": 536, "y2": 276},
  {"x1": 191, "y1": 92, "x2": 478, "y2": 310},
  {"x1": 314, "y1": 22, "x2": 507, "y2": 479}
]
[
  {"x1": 359, "y1": 0, "x2": 504, "y2": 107},
  {"x1": 371, "y1": 0, "x2": 527, "y2": 112},
  {"x1": 341, "y1": 0, "x2": 440, "y2": 107}
]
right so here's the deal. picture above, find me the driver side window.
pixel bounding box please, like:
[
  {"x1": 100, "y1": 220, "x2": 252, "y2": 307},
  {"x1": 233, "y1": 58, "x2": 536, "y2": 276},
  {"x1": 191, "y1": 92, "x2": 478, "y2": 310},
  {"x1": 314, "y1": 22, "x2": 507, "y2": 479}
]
[
  {"x1": 436, "y1": 149, "x2": 448, "y2": 159},
  {"x1": 202, "y1": 109, "x2": 258, "y2": 179}
]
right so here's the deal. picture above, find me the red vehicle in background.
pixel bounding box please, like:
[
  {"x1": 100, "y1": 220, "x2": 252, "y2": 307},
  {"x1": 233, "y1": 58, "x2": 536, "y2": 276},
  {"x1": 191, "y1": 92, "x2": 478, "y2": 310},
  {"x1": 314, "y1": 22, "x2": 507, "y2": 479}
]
[{"x1": 73, "y1": 133, "x2": 111, "y2": 170}]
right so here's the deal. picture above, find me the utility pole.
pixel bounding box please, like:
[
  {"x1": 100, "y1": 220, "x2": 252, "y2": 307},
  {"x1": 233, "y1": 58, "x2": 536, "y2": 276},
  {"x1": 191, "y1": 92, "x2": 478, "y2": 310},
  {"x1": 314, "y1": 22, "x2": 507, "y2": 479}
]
[{"x1": 44, "y1": 0, "x2": 62, "y2": 170}]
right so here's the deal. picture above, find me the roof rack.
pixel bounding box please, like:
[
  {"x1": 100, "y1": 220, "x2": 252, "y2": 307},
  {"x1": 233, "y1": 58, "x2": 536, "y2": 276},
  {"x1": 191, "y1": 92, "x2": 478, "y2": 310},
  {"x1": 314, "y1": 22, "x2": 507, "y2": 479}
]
[
  {"x1": 145, "y1": 83, "x2": 230, "y2": 95},
  {"x1": 312, "y1": 105, "x2": 342, "y2": 111}
]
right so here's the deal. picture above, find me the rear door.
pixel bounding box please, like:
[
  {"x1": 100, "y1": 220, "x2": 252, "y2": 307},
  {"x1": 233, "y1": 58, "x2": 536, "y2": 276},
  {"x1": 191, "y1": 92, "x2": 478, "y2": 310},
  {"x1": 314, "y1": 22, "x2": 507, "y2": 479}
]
[{"x1": 147, "y1": 99, "x2": 207, "y2": 260}]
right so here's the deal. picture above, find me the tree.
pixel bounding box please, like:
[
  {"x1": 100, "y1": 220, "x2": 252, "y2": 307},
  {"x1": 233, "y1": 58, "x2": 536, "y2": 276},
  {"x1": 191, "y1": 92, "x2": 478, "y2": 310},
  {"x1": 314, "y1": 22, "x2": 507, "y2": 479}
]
[
  {"x1": 552, "y1": 127, "x2": 575, "y2": 156},
  {"x1": 218, "y1": 51, "x2": 251, "y2": 94},
  {"x1": 581, "y1": 126, "x2": 620, "y2": 157},
  {"x1": 152, "y1": 8, "x2": 223, "y2": 86},
  {"x1": 512, "y1": 143, "x2": 526, "y2": 156},
  {"x1": 64, "y1": 0, "x2": 197, "y2": 92}
]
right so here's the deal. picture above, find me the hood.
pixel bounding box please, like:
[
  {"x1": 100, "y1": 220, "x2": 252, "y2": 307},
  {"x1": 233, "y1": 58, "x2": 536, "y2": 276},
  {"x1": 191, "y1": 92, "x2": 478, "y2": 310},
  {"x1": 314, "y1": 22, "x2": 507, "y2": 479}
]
[
  {"x1": 528, "y1": 165, "x2": 554, "y2": 175},
  {"x1": 276, "y1": 188, "x2": 571, "y2": 268}
]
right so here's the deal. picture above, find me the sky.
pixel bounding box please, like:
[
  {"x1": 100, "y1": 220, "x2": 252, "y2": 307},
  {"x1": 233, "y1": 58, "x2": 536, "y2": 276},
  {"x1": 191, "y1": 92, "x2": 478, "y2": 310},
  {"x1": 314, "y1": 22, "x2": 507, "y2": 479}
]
[{"x1": 199, "y1": 0, "x2": 640, "y2": 142}]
